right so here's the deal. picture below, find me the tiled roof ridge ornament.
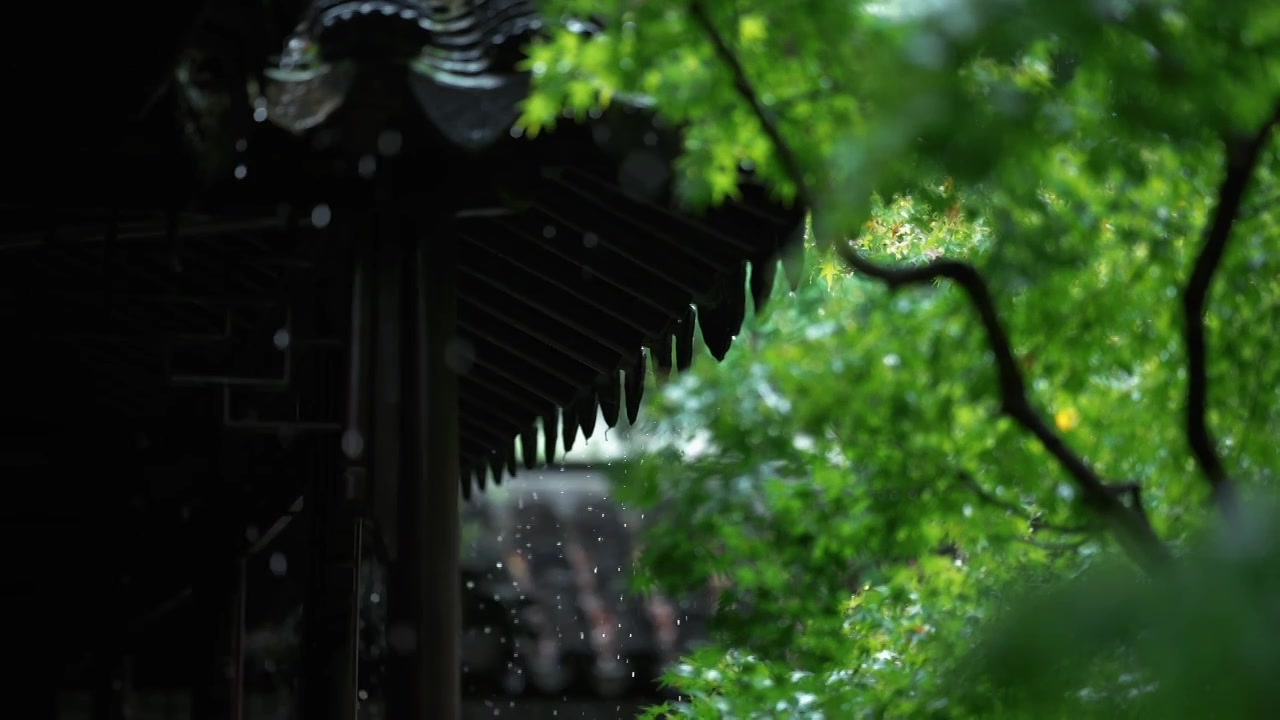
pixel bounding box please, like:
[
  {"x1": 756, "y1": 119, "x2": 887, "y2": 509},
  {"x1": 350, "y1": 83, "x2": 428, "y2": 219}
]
[{"x1": 262, "y1": 0, "x2": 595, "y2": 150}]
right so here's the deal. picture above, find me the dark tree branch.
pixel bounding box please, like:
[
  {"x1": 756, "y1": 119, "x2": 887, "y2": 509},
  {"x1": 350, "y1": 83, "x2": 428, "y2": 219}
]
[
  {"x1": 1183, "y1": 108, "x2": 1280, "y2": 519},
  {"x1": 689, "y1": 2, "x2": 810, "y2": 196},
  {"x1": 690, "y1": 1, "x2": 1169, "y2": 568},
  {"x1": 1021, "y1": 536, "x2": 1093, "y2": 554},
  {"x1": 955, "y1": 472, "x2": 1099, "y2": 535}
]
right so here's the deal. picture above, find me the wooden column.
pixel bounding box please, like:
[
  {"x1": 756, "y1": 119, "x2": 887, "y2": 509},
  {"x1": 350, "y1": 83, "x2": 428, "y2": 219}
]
[
  {"x1": 15, "y1": 655, "x2": 58, "y2": 720},
  {"x1": 386, "y1": 226, "x2": 461, "y2": 719},
  {"x1": 91, "y1": 650, "x2": 129, "y2": 720},
  {"x1": 229, "y1": 559, "x2": 246, "y2": 720},
  {"x1": 191, "y1": 557, "x2": 245, "y2": 720},
  {"x1": 299, "y1": 238, "x2": 369, "y2": 720}
]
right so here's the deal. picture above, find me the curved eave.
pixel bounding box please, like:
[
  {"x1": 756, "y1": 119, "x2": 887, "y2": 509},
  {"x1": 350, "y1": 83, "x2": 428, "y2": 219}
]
[{"x1": 452, "y1": 168, "x2": 805, "y2": 497}]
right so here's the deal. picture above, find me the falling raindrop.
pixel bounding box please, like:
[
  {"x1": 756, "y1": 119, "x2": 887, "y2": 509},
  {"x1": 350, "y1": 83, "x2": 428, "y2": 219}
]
[
  {"x1": 445, "y1": 337, "x2": 476, "y2": 374},
  {"x1": 268, "y1": 552, "x2": 288, "y2": 576},
  {"x1": 388, "y1": 624, "x2": 418, "y2": 654},
  {"x1": 377, "y1": 128, "x2": 403, "y2": 157},
  {"x1": 341, "y1": 429, "x2": 364, "y2": 459},
  {"x1": 310, "y1": 204, "x2": 332, "y2": 229}
]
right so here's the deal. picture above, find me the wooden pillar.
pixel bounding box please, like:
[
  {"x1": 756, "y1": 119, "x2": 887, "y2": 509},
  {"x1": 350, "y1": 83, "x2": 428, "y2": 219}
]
[
  {"x1": 191, "y1": 557, "x2": 246, "y2": 720},
  {"x1": 14, "y1": 655, "x2": 58, "y2": 720},
  {"x1": 91, "y1": 651, "x2": 129, "y2": 720},
  {"x1": 299, "y1": 238, "x2": 369, "y2": 720},
  {"x1": 229, "y1": 559, "x2": 247, "y2": 720},
  {"x1": 190, "y1": 459, "x2": 246, "y2": 720},
  {"x1": 386, "y1": 227, "x2": 461, "y2": 719},
  {"x1": 299, "y1": 500, "x2": 362, "y2": 720}
]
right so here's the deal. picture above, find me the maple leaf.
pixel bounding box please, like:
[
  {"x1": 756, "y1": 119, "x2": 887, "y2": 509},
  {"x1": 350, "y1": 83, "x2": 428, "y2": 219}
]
[
  {"x1": 817, "y1": 257, "x2": 842, "y2": 290},
  {"x1": 738, "y1": 14, "x2": 768, "y2": 46}
]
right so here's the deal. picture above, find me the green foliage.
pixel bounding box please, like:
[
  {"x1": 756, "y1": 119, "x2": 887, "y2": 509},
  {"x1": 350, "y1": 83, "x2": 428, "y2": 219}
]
[
  {"x1": 955, "y1": 503, "x2": 1280, "y2": 719},
  {"x1": 523, "y1": 0, "x2": 1280, "y2": 717},
  {"x1": 617, "y1": 254, "x2": 1108, "y2": 717},
  {"x1": 524, "y1": 1, "x2": 1280, "y2": 222}
]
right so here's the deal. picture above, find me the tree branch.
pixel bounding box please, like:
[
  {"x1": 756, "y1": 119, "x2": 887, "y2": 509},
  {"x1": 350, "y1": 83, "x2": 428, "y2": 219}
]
[
  {"x1": 955, "y1": 472, "x2": 1099, "y2": 535},
  {"x1": 1183, "y1": 108, "x2": 1280, "y2": 519},
  {"x1": 690, "y1": 0, "x2": 1169, "y2": 568}
]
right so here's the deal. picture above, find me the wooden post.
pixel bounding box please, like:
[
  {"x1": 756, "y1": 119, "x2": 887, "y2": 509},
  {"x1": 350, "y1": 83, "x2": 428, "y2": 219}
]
[
  {"x1": 386, "y1": 225, "x2": 461, "y2": 719},
  {"x1": 191, "y1": 556, "x2": 245, "y2": 720},
  {"x1": 229, "y1": 558, "x2": 246, "y2": 720},
  {"x1": 298, "y1": 454, "x2": 364, "y2": 720},
  {"x1": 298, "y1": 236, "x2": 369, "y2": 720},
  {"x1": 91, "y1": 650, "x2": 128, "y2": 720},
  {"x1": 16, "y1": 655, "x2": 58, "y2": 720}
]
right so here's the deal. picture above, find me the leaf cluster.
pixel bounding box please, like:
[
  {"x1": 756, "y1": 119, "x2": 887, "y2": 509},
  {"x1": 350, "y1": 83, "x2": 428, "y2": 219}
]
[{"x1": 523, "y1": 1, "x2": 1280, "y2": 716}]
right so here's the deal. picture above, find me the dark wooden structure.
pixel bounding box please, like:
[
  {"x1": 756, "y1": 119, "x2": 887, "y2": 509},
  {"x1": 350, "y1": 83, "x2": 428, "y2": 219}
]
[{"x1": 1, "y1": 1, "x2": 805, "y2": 718}]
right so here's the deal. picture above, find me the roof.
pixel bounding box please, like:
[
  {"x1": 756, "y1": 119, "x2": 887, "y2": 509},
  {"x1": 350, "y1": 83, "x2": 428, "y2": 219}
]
[
  {"x1": 1, "y1": 0, "x2": 804, "y2": 667},
  {"x1": 2, "y1": 0, "x2": 807, "y2": 498}
]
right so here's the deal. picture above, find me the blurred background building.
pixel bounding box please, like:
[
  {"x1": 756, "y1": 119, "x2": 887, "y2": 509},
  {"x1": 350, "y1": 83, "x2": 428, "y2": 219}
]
[{"x1": 52, "y1": 418, "x2": 714, "y2": 719}]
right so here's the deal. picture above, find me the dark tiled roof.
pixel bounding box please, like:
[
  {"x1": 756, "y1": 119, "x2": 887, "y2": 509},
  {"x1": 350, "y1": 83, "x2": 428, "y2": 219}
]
[
  {"x1": 0, "y1": 0, "x2": 797, "y2": 681},
  {"x1": 1, "y1": 0, "x2": 805, "y2": 498}
]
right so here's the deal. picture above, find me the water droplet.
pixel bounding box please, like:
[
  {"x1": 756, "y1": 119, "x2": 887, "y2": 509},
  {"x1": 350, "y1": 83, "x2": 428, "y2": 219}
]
[
  {"x1": 311, "y1": 204, "x2": 332, "y2": 229},
  {"x1": 388, "y1": 624, "x2": 418, "y2": 654},
  {"x1": 269, "y1": 552, "x2": 288, "y2": 576},
  {"x1": 341, "y1": 429, "x2": 364, "y2": 459},
  {"x1": 377, "y1": 129, "x2": 403, "y2": 157},
  {"x1": 445, "y1": 337, "x2": 476, "y2": 374}
]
